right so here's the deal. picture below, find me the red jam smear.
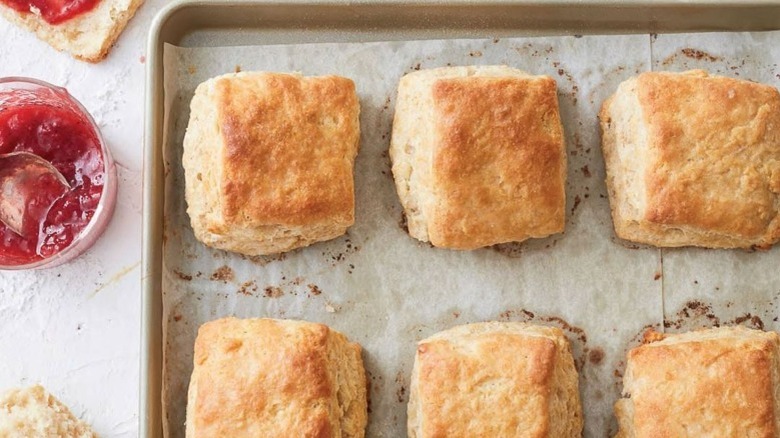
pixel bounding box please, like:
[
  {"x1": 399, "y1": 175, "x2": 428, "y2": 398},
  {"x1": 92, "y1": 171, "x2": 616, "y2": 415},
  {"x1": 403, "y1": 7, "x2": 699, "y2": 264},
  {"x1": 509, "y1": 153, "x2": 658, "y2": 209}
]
[
  {"x1": 0, "y1": 89, "x2": 104, "y2": 266},
  {"x1": 2, "y1": 0, "x2": 99, "y2": 25}
]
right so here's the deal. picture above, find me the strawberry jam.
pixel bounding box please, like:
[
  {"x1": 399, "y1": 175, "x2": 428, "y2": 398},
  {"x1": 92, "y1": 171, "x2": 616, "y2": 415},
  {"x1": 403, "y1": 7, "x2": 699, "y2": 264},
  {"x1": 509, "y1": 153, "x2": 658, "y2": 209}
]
[
  {"x1": 2, "y1": 0, "x2": 99, "y2": 25},
  {"x1": 0, "y1": 80, "x2": 109, "y2": 267}
]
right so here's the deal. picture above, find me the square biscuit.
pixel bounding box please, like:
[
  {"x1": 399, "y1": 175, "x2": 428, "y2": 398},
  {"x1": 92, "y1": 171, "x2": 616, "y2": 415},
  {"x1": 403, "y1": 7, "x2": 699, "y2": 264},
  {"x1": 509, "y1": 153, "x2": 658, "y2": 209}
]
[
  {"x1": 615, "y1": 326, "x2": 780, "y2": 437},
  {"x1": 408, "y1": 322, "x2": 583, "y2": 437},
  {"x1": 186, "y1": 318, "x2": 368, "y2": 438},
  {"x1": 183, "y1": 72, "x2": 360, "y2": 255},
  {"x1": 390, "y1": 66, "x2": 567, "y2": 250},
  {"x1": 600, "y1": 70, "x2": 780, "y2": 248}
]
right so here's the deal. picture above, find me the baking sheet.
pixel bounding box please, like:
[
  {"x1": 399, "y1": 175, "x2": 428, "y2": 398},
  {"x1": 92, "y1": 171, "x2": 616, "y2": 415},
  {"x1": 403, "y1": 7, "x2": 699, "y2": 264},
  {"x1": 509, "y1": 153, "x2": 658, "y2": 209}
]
[{"x1": 160, "y1": 32, "x2": 780, "y2": 437}]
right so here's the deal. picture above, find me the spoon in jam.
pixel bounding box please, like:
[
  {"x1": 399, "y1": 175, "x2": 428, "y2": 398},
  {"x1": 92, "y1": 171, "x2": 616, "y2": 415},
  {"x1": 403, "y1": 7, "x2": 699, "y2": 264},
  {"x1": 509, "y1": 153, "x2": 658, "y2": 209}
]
[{"x1": 0, "y1": 152, "x2": 70, "y2": 236}]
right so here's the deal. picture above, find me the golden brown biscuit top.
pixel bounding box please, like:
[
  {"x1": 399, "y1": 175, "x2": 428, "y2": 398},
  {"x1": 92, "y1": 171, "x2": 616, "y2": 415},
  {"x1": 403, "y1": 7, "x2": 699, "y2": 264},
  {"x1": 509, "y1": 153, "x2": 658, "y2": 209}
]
[
  {"x1": 429, "y1": 76, "x2": 566, "y2": 249},
  {"x1": 627, "y1": 329, "x2": 780, "y2": 436},
  {"x1": 215, "y1": 73, "x2": 359, "y2": 228},
  {"x1": 638, "y1": 71, "x2": 780, "y2": 241},
  {"x1": 415, "y1": 331, "x2": 556, "y2": 437},
  {"x1": 190, "y1": 318, "x2": 338, "y2": 437}
]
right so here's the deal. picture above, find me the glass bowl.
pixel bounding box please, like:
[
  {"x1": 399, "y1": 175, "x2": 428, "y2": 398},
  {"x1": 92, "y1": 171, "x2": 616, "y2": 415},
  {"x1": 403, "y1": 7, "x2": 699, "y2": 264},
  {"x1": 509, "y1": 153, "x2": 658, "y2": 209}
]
[{"x1": 0, "y1": 77, "x2": 117, "y2": 270}]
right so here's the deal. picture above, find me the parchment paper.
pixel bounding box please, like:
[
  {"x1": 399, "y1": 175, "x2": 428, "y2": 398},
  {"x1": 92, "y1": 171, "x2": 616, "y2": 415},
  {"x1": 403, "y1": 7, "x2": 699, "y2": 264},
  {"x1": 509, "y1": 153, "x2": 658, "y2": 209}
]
[{"x1": 161, "y1": 32, "x2": 780, "y2": 437}]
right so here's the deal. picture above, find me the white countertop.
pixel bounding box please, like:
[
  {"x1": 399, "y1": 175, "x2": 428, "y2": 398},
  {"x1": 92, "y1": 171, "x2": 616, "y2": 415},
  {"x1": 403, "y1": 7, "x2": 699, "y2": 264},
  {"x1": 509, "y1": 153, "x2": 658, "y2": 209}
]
[{"x1": 0, "y1": 2, "x2": 165, "y2": 436}]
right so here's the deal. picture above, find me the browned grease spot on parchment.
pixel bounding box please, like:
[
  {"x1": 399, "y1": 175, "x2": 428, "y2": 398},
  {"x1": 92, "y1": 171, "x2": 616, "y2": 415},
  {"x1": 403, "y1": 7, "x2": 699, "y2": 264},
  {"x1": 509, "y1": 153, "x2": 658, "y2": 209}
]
[
  {"x1": 380, "y1": 147, "x2": 393, "y2": 178},
  {"x1": 491, "y1": 242, "x2": 525, "y2": 257},
  {"x1": 551, "y1": 61, "x2": 579, "y2": 106},
  {"x1": 663, "y1": 300, "x2": 767, "y2": 331},
  {"x1": 172, "y1": 270, "x2": 192, "y2": 281},
  {"x1": 238, "y1": 280, "x2": 258, "y2": 297},
  {"x1": 571, "y1": 194, "x2": 582, "y2": 215},
  {"x1": 398, "y1": 212, "x2": 408, "y2": 233},
  {"x1": 243, "y1": 252, "x2": 288, "y2": 267},
  {"x1": 662, "y1": 48, "x2": 721, "y2": 66},
  {"x1": 395, "y1": 371, "x2": 407, "y2": 403},
  {"x1": 210, "y1": 265, "x2": 234, "y2": 282},
  {"x1": 491, "y1": 235, "x2": 560, "y2": 258},
  {"x1": 733, "y1": 314, "x2": 765, "y2": 330},
  {"x1": 364, "y1": 370, "x2": 374, "y2": 414},
  {"x1": 588, "y1": 348, "x2": 605, "y2": 365},
  {"x1": 320, "y1": 235, "x2": 361, "y2": 267},
  {"x1": 367, "y1": 368, "x2": 384, "y2": 412},
  {"x1": 264, "y1": 286, "x2": 284, "y2": 298},
  {"x1": 681, "y1": 48, "x2": 720, "y2": 62}
]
